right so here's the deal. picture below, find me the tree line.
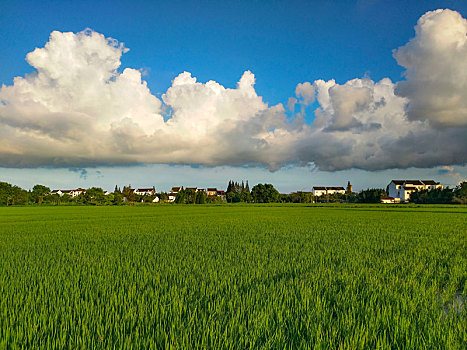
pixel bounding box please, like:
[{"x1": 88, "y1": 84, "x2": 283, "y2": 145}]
[{"x1": 0, "y1": 181, "x2": 466, "y2": 206}]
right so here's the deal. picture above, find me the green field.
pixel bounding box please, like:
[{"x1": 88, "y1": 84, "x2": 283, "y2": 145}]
[{"x1": 0, "y1": 205, "x2": 465, "y2": 349}]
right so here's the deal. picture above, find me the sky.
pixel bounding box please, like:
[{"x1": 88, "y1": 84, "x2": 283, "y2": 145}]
[{"x1": 1, "y1": 0, "x2": 466, "y2": 192}]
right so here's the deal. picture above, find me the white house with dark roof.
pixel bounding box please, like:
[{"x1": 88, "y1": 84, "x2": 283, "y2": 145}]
[
  {"x1": 167, "y1": 186, "x2": 182, "y2": 202},
  {"x1": 50, "y1": 188, "x2": 86, "y2": 198},
  {"x1": 70, "y1": 188, "x2": 86, "y2": 197},
  {"x1": 312, "y1": 186, "x2": 346, "y2": 197},
  {"x1": 134, "y1": 187, "x2": 156, "y2": 196},
  {"x1": 387, "y1": 180, "x2": 443, "y2": 202}
]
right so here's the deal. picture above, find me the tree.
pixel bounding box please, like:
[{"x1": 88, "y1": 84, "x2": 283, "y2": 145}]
[
  {"x1": 112, "y1": 192, "x2": 123, "y2": 205},
  {"x1": 86, "y1": 187, "x2": 106, "y2": 205},
  {"x1": 174, "y1": 189, "x2": 186, "y2": 204},
  {"x1": 0, "y1": 182, "x2": 29, "y2": 206},
  {"x1": 410, "y1": 187, "x2": 454, "y2": 204},
  {"x1": 122, "y1": 186, "x2": 135, "y2": 202},
  {"x1": 195, "y1": 191, "x2": 206, "y2": 204},
  {"x1": 453, "y1": 181, "x2": 467, "y2": 204},
  {"x1": 226, "y1": 181, "x2": 233, "y2": 194},
  {"x1": 241, "y1": 190, "x2": 252, "y2": 203},
  {"x1": 251, "y1": 184, "x2": 280, "y2": 203},
  {"x1": 357, "y1": 188, "x2": 387, "y2": 203},
  {"x1": 31, "y1": 184, "x2": 51, "y2": 205},
  {"x1": 184, "y1": 189, "x2": 196, "y2": 204},
  {"x1": 226, "y1": 179, "x2": 251, "y2": 203}
]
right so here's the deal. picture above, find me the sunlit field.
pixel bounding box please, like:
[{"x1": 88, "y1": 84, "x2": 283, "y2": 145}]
[{"x1": 0, "y1": 205, "x2": 465, "y2": 349}]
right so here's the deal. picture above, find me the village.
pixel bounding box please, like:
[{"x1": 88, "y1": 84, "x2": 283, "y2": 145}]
[{"x1": 43, "y1": 179, "x2": 446, "y2": 204}]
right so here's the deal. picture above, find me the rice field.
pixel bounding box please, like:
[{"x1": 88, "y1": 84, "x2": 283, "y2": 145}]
[{"x1": 0, "y1": 205, "x2": 465, "y2": 349}]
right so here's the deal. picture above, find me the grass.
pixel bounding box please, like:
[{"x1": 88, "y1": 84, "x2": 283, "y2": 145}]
[{"x1": 0, "y1": 205, "x2": 465, "y2": 349}]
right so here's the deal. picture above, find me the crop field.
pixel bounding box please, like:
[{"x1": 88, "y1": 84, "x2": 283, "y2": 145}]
[{"x1": 0, "y1": 205, "x2": 465, "y2": 349}]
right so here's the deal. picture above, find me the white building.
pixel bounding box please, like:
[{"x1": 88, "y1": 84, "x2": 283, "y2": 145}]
[
  {"x1": 70, "y1": 188, "x2": 86, "y2": 197},
  {"x1": 387, "y1": 180, "x2": 443, "y2": 202},
  {"x1": 312, "y1": 186, "x2": 346, "y2": 197},
  {"x1": 167, "y1": 186, "x2": 182, "y2": 202},
  {"x1": 50, "y1": 188, "x2": 86, "y2": 198},
  {"x1": 134, "y1": 187, "x2": 156, "y2": 196}
]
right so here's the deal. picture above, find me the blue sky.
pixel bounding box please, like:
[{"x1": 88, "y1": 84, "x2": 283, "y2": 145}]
[
  {"x1": 1, "y1": 0, "x2": 466, "y2": 192},
  {"x1": 3, "y1": 0, "x2": 466, "y2": 104}
]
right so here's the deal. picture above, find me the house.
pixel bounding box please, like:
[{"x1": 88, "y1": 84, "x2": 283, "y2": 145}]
[
  {"x1": 70, "y1": 188, "x2": 86, "y2": 197},
  {"x1": 216, "y1": 190, "x2": 226, "y2": 200},
  {"x1": 381, "y1": 196, "x2": 398, "y2": 204},
  {"x1": 168, "y1": 186, "x2": 182, "y2": 202},
  {"x1": 186, "y1": 187, "x2": 198, "y2": 192},
  {"x1": 207, "y1": 188, "x2": 217, "y2": 197},
  {"x1": 50, "y1": 188, "x2": 86, "y2": 198},
  {"x1": 134, "y1": 187, "x2": 156, "y2": 196},
  {"x1": 387, "y1": 180, "x2": 443, "y2": 202},
  {"x1": 312, "y1": 186, "x2": 346, "y2": 196}
]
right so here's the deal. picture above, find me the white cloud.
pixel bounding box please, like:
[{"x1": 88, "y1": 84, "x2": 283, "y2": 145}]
[
  {"x1": 287, "y1": 97, "x2": 297, "y2": 112},
  {"x1": 0, "y1": 29, "x2": 301, "y2": 169},
  {"x1": 394, "y1": 9, "x2": 467, "y2": 127},
  {"x1": 295, "y1": 82, "x2": 315, "y2": 106},
  {"x1": 1, "y1": 10, "x2": 466, "y2": 172}
]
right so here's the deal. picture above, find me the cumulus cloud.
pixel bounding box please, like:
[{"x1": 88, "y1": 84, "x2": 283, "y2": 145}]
[
  {"x1": 295, "y1": 82, "x2": 315, "y2": 106},
  {"x1": 394, "y1": 9, "x2": 467, "y2": 127},
  {"x1": 0, "y1": 29, "x2": 302, "y2": 169},
  {"x1": 1, "y1": 10, "x2": 467, "y2": 172},
  {"x1": 300, "y1": 76, "x2": 467, "y2": 171}
]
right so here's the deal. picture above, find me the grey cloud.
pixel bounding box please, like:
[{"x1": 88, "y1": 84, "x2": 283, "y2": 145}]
[{"x1": 69, "y1": 167, "x2": 88, "y2": 179}]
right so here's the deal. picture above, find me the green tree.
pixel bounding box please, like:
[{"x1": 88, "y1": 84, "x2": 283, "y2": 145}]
[
  {"x1": 357, "y1": 188, "x2": 387, "y2": 203},
  {"x1": 122, "y1": 186, "x2": 135, "y2": 202},
  {"x1": 227, "y1": 179, "x2": 251, "y2": 203},
  {"x1": 195, "y1": 191, "x2": 206, "y2": 204},
  {"x1": 410, "y1": 187, "x2": 454, "y2": 204},
  {"x1": 251, "y1": 184, "x2": 280, "y2": 203},
  {"x1": 86, "y1": 187, "x2": 106, "y2": 205},
  {"x1": 31, "y1": 184, "x2": 50, "y2": 205},
  {"x1": 0, "y1": 182, "x2": 29, "y2": 206},
  {"x1": 175, "y1": 189, "x2": 186, "y2": 204},
  {"x1": 453, "y1": 181, "x2": 467, "y2": 204},
  {"x1": 112, "y1": 192, "x2": 123, "y2": 205},
  {"x1": 184, "y1": 189, "x2": 196, "y2": 204}
]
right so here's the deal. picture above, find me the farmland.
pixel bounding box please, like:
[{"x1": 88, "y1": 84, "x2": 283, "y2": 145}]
[{"x1": 0, "y1": 205, "x2": 465, "y2": 349}]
